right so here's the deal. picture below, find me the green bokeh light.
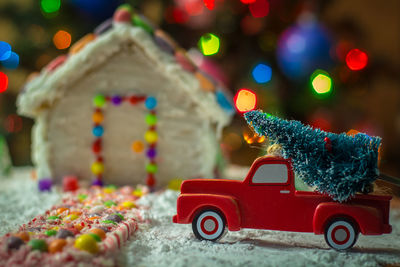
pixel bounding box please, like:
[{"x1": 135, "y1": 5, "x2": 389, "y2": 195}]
[
  {"x1": 198, "y1": 33, "x2": 220, "y2": 56},
  {"x1": 41, "y1": 0, "x2": 61, "y2": 14},
  {"x1": 310, "y1": 69, "x2": 333, "y2": 96}
]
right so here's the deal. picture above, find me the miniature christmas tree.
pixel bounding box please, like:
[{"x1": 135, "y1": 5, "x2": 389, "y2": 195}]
[{"x1": 244, "y1": 110, "x2": 381, "y2": 202}]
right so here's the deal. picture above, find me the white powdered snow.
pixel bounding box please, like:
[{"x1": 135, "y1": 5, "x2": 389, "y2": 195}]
[{"x1": 1, "y1": 168, "x2": 399, "y2": 267}]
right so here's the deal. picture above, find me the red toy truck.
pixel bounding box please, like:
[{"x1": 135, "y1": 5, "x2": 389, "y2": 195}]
[{"x1": 173, "y1": 156, "x2": 392, "y2": 251}]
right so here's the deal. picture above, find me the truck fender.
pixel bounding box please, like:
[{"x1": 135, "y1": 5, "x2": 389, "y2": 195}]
[
  {"x1": 177, "y1": 194, "x2": 241, "y2": 231},
  {"x1": 313, "y1": 202, "x2": 383, "y2": 235}
]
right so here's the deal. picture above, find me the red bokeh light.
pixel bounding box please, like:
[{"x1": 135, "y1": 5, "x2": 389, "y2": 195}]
[
  {"x1": 203, "y1": 0, "x2": 215, "y2": 10},
  {"x1": 0, "y1": 71, "x2": 8, "y2": 93},
  {"x1": 185, "y1": 0, "x2": 204, "y2": 16},
  {"x1": 346, "y1": 49, "x2": 368, "y2": 71},
  {"x1": 165, "y1": 7, "x2": 189, "y2": 24},
  {"x1": 240, "y1": 0, "x2": 256, "y2": 4},
  {"x1": 249, "y1": 0, "x2": 269, "y2": 18}
]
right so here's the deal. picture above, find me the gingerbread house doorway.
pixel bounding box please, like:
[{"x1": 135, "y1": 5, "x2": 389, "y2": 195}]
[{"x1": 91, "y1": 94, "x2": 157, "y2": 186}]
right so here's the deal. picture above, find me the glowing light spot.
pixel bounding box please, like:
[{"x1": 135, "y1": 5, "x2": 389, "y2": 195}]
[
  {"x1": 252, "y1": 63, "x2": 272, "y2": 84},
  {"x1": 346, "y1": 129, "x2": 360, "y2": 137},
  {"x1": 346, "y1": 49, "x2": 368, "y2": 71},
  {"x1": 249, "y1": 0, "x2": 269, "y2": 18},
  {"x1": 0, "y1": 72, "x2": 8, "y2": 93},
  {"x1": 203, "y1": 0, "x2": 215, "y2": 10},
  {"x1": 0, "y1": 41, "x2": 11, "y2": 61},
  {"x1": 185, "y1": 0, "x2": 204, "y2": 16},
  {"x1": 53, "y1": 30, "x2": 72, "y2": 50},
  {"x1": 131, "y1": 141, "x2": 144, "y2": 153},
  {"x1": 41, "y1": 0, "x2": 61, "y2": 14},
  {"x1": 240, "y1": 0, "x2": 256, "y2": 3},
  {"x1": 287, "y1": 34, "x2": 306, "y2": 53},
  {"x1": 1, "y1": 52, "x2": 19, "y2": 69},
  {"x1": 243, "y1": 132, "x2": 265, "y2": 144},
  {"x1": 311, "y1": 70, "x2": 332, "y2": 95},
  {"x1": 199, "y1": 33, "x2": 220, "y2": 56},
  {"x1": 234, "y1": 89, "x2": 257, "y2": 113}
]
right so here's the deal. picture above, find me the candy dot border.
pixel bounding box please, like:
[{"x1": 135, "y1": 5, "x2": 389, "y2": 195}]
[{"x1": 91, "y1": 94, "x2": 158, "y2": 187}]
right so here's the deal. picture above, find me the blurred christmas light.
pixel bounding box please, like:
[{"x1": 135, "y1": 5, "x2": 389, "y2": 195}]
[
  {"x1": 223, "y1": 132, "x2": 242, "y2": 151},
  {"x1": 243, "y1": 132, "x2": 265, "y2": 144},
  {"x1": 240, "y1": 15, "x2": 264, "y2": 35},
  {"x1": 347, "y1": 129, "x2": 360, "y2": 137},
  {"x1": 311, "y1": 70, "x2": 332, "y2": 95},
  {"x1": 166, "y1": 6, "x2": 189, "y2": 24},
  {"x1": 1, "y1": 52, "x2": 19, "y2": 69},
  {"x1": 241, "y1": 0, "x2": 256, "y2": 3},
  {"x1": 346, "y1": 48, "x2": 368, "y2": 71},
  {"x1": 185, "y1": 0, "x2": 204, "y2": 16},
  {"x1": 0, "y1": 72, "x2": 8, "y2": 93},
  {"x1": 53, "y1": 30, "x2": 72, "y2": 50},
  {"x1": 249, "y1": 0, "x2": 269, "y2": 18},
  {"x1": 4, "y1": 114, "x2": 23, "y2": 133},
  {"x1": 252, "y1": 63, "x2": 272, "y2": 84},
  {"x1": 234, "y1": 89, "x2": 257, "y2": 113},
  {"x1": 41, "y1": 0, "x2": 61, "y2": 14},
  {"x1": 203, "y1": 0, "x2": 215, "y2": 10},
  {"x1": 0, "y1": 41, "x2": 11, "y2": 61},
  {"x1": 198, "y1": 33, "x2": 220, "y2": 56}
]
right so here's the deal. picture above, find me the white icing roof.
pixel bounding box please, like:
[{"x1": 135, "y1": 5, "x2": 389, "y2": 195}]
[{"x1": 17, "y1": 14, "x2": 233, "y2": 130}]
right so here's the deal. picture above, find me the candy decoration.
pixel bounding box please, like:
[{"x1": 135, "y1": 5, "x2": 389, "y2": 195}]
[
  {"x1": 56, "y1": 229, "x2": 74, "y2": 239},
  {"x1": 48, "y1": 239, "x2": 67, "y2": 254},
  {"x1": 104, "y1": 200, "x2": 117, "y2": 208},
  {"x1": 111, "y1": 95, "x2": 122, "y2": 105},
  {"x1": 91, "y1": 162, "x2": 104, "y2": 175},
  {"x1": 94, "y1": 18, "x2": 113, "y2": 35},
  {"x1": 38, "y1": 178, "x2": 52, "y2": 191},
  {"x1": 145, "y1": 97, "x2": 157, "y2": 110},
  {"x1": 90, "y1": 94, "x2": 158, "y2": 188},
  {"x1": 62, "y1": 175, "x2": 79, "y2": 192},
  {"x1": 132, "y1": 14, "x2": 154, "y2": 34},
  {"x1": 146, "y1": 148, "x2": 157, "y2": 159},
  {"x1": 145, "y1": 113, "x2": 157, "y2": 126},
  {"x1": 47, "y1": 215, "x2": 60, "y2": 220},
  {"x1": 113, "y1": 9, "x2": 132, "y2": 23},
  {"x1": 92, "y1": 126, "x2": 104, "y2": 137},
  {"x1": 7, "y1": 236, "x2": 24, "y2": 250},
  {"x1": 146, "y1": 163, "x2": 158, "y2": 174},
  {"x1": 28, "y1": 239, "x2": 48, "y2": 252},
  {"x1": 89, "y1": 228, "x2": 106, "y2": 240},
  {"x1": 195, "y1": 71, "x2": 216, "y2": 92},
  {"x1": 69, "y1": 34, "x2": 96, "y2": 55},
  {"x1": 144, "y1": 130, "x2": 158, "y2": 144},
  {"x1": 57, "y1": 207, "x2": 69, "y2": 214},
  {"x1": 146, "y1": 174, "x2": 155, "y2": 187},
  {"x1": 89, "y1": 233, "x2": 101, "y2": 242},
  {"x1": 121, "y1": 201, "x2": 136, "y2": 209},
  {"x1": 175, "y1": 50, "x2": 196, "y2": 72},
  {"x1": 154, "y1": 30, "x2": 176, "y2": 55},
  {"x1": 46, "y1": 55, "x2": 67, "y2": 72},
  {"x1": 74, "y1": 234, "x2": 99, "y2": 254},
  {"x1": 104, "y1": 214, "x2": 123, "y2": 223},
  {"x1": 45, "y1": 230, "x2": 57, "y2": 236},
  {"x1": 14, "y1": 232, "x2": 30, "y2": 242},
  {"x1": 64, "y1": 214, "x2": 79, "y2": 221},
  {"x1": 215, "y1": 90, "x2": 234, "y2": 113},
  {"x1": 168, "y1": 178, "x2": 183, "y2": 191},
  {"x1": 131, "y1": 141, "x2": 144, "y2": 153},
  {"x1": 93, "y1": 94, "x2": 106, "y2": 108}
]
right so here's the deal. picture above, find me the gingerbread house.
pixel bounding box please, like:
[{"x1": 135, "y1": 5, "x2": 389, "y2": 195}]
[{"x1": 17, "y1": 6, "x2": 233, "y2": 187}]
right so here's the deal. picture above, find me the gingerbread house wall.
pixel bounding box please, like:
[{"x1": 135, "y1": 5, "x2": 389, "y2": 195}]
[{"x1": 35, "y1": 42, "x2": 219, "y2": 186}]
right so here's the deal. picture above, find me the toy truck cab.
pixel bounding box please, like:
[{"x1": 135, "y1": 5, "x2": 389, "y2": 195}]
[{"x1": 173, "y1": 156, "x2": 392, "y2": 251}]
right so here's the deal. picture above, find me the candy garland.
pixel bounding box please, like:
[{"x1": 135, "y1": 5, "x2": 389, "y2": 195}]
[
  {"x1": 91, "y1": 94, "x2": 158, "y2": 188},
  {"x1": 0, "y1": 185, "x2": 148, "y2": 266}
]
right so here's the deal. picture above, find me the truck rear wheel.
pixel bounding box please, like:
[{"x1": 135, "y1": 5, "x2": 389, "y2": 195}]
[
  {"x1": 324, "y1": 218, "x2": 359, "y2": 251},
  {"x1": 192, "y1": 210, "x2": 226, "y2": 241}
]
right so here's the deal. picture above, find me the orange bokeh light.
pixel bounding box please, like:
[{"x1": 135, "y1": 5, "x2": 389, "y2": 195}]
[
  {"x1": 234, "y1": 89, "x2": 257, "y2": 113},
  {"x1": 53, "y1": 30, "x2": 72, "y2": 50}
]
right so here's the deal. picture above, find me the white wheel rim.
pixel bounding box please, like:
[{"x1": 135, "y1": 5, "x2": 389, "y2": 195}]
[
  {"x1": 196, "y1": 211, "x2": 224, "y2": 240},
  {"x1": 327, "y1": 221, "x2": 355, "y2": 250}
]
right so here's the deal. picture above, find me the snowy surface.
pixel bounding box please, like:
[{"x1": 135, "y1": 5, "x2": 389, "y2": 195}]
[{"x1": 1, "y1": 168, "x2": 400, "y2": 267}]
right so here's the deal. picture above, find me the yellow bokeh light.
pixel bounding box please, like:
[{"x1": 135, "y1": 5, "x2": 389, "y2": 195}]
[
  {"x1": 235, "y1": 89, "x2": 257, "y2": 113},
  {"x1": 311, "y1": 72, "x2": 332, "y2": 95}
]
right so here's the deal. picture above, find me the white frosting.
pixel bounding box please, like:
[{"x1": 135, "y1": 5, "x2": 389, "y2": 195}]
[{"x1": 17, "y1": 23, "x2": 231, "y2": 185}]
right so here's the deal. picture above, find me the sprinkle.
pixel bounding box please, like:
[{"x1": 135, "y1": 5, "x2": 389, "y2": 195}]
[
  {"x1": 131, "y1": 141, "x2": 144, "y2": 153},
  {"x1": 145, "y1": 113, "x2": 157, "y2": 126},
  {"x1": 91, "y1": 162, "x2": 104, "y2": 175},
  {"x1": 146, "y1": 148, "x2": 157, "y2": 159},
  {"x1": 101, "y1": 220, "x2": 117, "y2": 225},
  {"x1": 69, "y1": 34, "x2": 96, "y2": 54},
  {"x1": 132, "y1": 14, "x2": 154, "y2": 34},
  {"x1": 104, "y1": 200, "x2": 117, "y2": 208},
  {"x1": 146, "y1": 163, "x2": 158, "y2": 174},
  {"x1": 92, "y1": 126, "x2": 104, "y2": 137},
  {"x1": 111, "y1": 95, "x2": 123, "y2": 105}
]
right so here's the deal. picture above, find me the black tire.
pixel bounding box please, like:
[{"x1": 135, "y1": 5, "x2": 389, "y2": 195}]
[
  {"x1": 324, "y1": 217, "x2": 359, "y2": 251},
  {"x1": 192, "y1": 209, "x2": 226, "y2": 241}
]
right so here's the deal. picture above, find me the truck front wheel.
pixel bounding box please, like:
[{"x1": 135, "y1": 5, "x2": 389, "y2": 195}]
[
  {"x1": 324, "y1": 218, "x2": 359, "y2": 251},
  {"x1": 192, "y1": 210, "x2": 226, "y2": 241}
]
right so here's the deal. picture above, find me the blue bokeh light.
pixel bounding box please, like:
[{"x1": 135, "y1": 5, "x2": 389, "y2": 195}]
[
  {"x1": 1, "y1": 52, "x2": 19, "y2": 69},
  {"x1": 0, "y1": 41, "x2": 11, "y2": 61},
  {"x1": 252, "y1": 63, "x2": 272, "y2": 84}
]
